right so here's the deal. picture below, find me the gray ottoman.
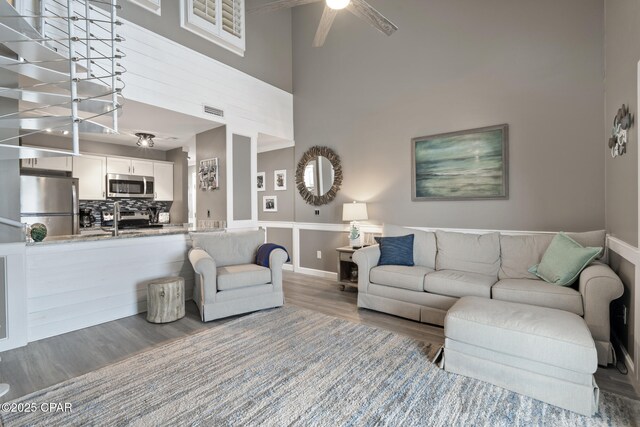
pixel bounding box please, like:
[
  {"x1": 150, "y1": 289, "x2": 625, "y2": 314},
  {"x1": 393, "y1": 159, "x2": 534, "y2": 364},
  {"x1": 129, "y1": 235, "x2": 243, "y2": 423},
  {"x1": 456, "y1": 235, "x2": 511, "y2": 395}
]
[{"x1": 443, "y1": 296, "x2": 599, "y2": 416}]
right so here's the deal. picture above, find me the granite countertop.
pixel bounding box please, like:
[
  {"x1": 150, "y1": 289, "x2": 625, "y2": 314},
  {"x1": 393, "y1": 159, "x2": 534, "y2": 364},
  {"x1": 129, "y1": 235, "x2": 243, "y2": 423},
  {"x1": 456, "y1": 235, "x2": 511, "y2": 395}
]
[{"x1": 26, "y1": 225, "x2": 225, "y2": 246}]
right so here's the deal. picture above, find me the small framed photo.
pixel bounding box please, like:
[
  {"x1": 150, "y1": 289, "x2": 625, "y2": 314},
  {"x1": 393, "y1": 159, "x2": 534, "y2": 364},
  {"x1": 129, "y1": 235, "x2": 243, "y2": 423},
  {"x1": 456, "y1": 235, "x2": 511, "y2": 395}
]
[
  {"x1": 263, "y1": 196, "x2": 278, "y2": 212},
  {"x1": 274, "y1": 169, "x2": 287, "y2": 191},
  {"x1": 257, "y1": 172, "x2": 266, "y2": 192}
]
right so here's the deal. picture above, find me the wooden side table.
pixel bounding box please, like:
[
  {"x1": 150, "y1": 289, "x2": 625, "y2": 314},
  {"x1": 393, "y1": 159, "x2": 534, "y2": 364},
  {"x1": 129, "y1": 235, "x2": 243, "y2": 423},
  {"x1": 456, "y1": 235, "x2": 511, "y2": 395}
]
[
  {"x1": 147, "y1": 276, "x2": 186, "y2": 323},
  {"x1": 336, "y1": 246, "x2": 358, "y2": 291}
]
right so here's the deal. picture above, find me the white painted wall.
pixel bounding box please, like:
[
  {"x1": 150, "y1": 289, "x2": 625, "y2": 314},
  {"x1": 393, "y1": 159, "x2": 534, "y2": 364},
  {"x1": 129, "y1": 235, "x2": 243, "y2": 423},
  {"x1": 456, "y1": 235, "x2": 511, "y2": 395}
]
[{"x1": 119, "y1": 17, "x2": 294, "y2": 143}]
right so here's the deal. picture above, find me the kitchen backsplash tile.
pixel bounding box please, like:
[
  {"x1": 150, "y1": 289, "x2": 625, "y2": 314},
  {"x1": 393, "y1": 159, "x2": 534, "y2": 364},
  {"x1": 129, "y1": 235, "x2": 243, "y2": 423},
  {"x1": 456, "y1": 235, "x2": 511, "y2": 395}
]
[{"x1": 80, "y1": 199, "x2": 172, "y2": 225}]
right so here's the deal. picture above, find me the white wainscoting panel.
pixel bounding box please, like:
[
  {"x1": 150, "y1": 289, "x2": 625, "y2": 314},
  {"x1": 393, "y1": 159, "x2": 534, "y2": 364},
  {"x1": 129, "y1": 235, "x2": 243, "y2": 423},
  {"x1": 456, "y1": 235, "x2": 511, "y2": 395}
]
[
  {"x1": 0, "y1": 243, "x2": 27, "y2": 352},
  {"x1": 26, "y1": 234, "x2": 194, "y2": 342},
  {"x1": 607, "y1": 235, "x2": 639, "y2": 385}
]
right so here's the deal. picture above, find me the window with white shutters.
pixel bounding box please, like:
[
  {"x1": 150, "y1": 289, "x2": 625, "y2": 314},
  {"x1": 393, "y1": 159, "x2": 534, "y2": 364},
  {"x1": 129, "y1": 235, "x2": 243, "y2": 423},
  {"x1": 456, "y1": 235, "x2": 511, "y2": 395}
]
[{"x1": 181, "y1": 0, "x2": 245, "y2": 56}]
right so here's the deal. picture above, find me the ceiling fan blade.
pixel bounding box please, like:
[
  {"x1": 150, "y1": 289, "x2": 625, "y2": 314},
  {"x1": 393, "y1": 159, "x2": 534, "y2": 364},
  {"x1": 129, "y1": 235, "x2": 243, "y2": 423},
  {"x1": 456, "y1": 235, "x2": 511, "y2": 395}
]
[
  {"x1": 346, "y1": 0, "x2": 398, "y2": 36},
  {"x1": 313, "y1": 5, "x2": 338, "y2": 47},
  {"x1": 247, "y1": 0, "x2": 322, "y2": 14}
]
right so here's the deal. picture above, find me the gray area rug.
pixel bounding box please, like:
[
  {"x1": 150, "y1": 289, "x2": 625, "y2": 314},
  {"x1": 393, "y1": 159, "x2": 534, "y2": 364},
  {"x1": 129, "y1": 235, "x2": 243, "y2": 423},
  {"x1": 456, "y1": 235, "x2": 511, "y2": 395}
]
[{"x1": 2, "y1": 306, "x2": 639, "y2": 426}]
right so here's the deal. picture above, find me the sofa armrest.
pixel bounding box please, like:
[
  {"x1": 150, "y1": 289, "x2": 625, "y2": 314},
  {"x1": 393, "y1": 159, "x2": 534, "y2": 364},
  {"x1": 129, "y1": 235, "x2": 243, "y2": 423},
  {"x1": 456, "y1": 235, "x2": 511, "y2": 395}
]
[
  {"x1": 578, "y1": 263, "x2": 624, "y2": 344},
  {"x1": 189, "y1": 248, "x2": 218, "y2": 304},
  {"x1": 352, "y1": 245, "x2": 380, "y2": 293},
  {"x1": 268, "y1": 248, "x2": 288, "y2": 292}
]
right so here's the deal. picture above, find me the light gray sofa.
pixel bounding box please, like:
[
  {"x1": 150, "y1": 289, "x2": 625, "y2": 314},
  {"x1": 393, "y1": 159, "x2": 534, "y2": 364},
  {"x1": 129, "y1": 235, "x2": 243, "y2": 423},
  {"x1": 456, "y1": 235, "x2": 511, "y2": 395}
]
[
  {"x1": 188, "y1": 229, "x2": 287, "y2": 321},
  {"x1": 353, "y1": 224, "x2": 624, "y2": 366}
]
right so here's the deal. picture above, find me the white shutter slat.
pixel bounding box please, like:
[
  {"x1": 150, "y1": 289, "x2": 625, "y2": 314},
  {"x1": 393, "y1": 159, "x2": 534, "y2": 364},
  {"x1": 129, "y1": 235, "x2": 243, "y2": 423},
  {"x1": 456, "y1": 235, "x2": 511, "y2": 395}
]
[
  {"x1": 193, "y1": 0, "x2": 216, "y2": 25},
  {"x1": 221, "y1": 0, "x2": 242, "y2": 38}
]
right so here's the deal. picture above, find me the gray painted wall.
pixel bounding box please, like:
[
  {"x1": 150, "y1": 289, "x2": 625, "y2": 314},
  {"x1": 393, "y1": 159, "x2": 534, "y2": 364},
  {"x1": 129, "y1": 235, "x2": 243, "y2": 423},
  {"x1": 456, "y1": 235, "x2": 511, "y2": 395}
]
[
  {"x1": 298, "y1": 229, "x2": 348, "y2": 273},
  {"x1": 196, "y1": 126, "x2": 227, "y2": 222},
  {"x1": 257, "y1": 147, "x2": 295, "y2": 221},
  {"x1": 166, "y1": 147, "x2": 189, "y2": 224},
  {"x1": 292, "y1": 0, "x2": 605, "y2": 232},
  {"x1": 266, "y1": 227, "x2": 293, "y2": 265},
  {"x1": 232, "y1": 134, "x2": 252, "y2": 221},
  {"x1": 118, "y1": 0, "x2": 292, "y2": 92},
  {"x1": 604, "y1": 0, "x2": 639, "y2": 247},
  {"x1": 22, "y1": 134, "x2": 167, "y2": 161}
]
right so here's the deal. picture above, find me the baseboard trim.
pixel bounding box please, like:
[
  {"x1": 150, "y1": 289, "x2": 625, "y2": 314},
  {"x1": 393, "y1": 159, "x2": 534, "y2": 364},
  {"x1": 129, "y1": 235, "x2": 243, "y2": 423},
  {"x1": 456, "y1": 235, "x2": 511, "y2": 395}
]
[
  {"x1": 283, "y1": 263, "x2": 294, "y2": 271},
  {"x1": 296, "y1": 266, "x2": 337, "y2": 281}
]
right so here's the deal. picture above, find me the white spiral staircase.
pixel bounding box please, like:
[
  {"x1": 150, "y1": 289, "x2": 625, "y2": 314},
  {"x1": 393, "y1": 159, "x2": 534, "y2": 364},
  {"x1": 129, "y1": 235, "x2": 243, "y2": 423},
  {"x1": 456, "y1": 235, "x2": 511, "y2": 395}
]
[{"x1": 0, "y1": 0, "x2": 124, "y2": 160}]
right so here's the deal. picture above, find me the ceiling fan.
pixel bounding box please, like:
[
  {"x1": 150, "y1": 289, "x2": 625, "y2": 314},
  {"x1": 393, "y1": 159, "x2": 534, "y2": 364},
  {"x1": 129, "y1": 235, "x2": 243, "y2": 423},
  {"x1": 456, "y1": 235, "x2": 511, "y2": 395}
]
[{"x1": 248, "y1": 0, "x2": 398, "y2": 47}]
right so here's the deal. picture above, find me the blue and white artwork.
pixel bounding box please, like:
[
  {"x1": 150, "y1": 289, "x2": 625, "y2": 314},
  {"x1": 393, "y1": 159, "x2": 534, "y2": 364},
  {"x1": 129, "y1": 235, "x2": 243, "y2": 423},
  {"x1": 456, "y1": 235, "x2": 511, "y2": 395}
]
[{"x1": 412, "y1": 125, "x2": 508, "y2": 200}]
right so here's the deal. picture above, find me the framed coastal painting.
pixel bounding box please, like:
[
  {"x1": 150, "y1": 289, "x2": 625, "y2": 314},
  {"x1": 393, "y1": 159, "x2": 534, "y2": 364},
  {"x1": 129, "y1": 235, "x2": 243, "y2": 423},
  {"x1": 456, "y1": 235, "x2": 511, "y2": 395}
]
[{"x1": 412, "y1": 124, "x2": 508, "y2": 201}]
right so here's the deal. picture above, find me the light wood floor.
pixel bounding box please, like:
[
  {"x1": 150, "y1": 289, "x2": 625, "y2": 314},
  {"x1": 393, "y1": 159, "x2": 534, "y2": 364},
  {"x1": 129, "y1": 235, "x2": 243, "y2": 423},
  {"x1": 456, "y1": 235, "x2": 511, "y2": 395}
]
[{"x1": 0, "y1": 271, "x2": 637, "y2": 403}]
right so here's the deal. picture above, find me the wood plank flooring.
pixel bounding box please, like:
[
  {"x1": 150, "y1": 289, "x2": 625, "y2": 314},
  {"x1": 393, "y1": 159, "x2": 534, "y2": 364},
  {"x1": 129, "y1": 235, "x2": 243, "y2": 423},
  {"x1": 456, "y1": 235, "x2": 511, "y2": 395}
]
[{"x1": 0, "y1": 271, "x2": 637, "y2": 404}]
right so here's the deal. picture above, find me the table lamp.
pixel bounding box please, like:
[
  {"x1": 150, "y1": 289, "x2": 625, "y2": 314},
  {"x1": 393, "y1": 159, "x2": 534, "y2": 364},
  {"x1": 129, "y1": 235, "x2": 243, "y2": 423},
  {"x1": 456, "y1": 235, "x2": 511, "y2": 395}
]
[{"x1": 343, "y1": 201, "x2": 368, "y2": 248}]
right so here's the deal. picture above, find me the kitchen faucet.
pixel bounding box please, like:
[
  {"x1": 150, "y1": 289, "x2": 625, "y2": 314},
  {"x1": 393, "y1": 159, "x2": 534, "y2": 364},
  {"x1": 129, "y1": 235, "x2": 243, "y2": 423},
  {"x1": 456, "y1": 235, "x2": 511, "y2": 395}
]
[{"x1": 113, "y1": 201, "x2": 120, "y2": 237}]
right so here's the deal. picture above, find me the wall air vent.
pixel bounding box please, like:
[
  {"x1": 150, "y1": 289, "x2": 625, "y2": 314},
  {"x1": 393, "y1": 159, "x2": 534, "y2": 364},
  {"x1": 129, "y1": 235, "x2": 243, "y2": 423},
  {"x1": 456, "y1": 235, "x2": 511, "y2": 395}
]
[{"x1": 203, "y1": 105, "x2": 224, "y2": 118}]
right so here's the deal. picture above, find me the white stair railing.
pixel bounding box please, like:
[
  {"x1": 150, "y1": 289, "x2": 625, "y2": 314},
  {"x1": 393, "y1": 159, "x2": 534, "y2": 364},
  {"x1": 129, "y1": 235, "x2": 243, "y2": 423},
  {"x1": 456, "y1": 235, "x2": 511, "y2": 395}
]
[{"x1": 0, "y1": 0, "x2": 124, "y2": 158}]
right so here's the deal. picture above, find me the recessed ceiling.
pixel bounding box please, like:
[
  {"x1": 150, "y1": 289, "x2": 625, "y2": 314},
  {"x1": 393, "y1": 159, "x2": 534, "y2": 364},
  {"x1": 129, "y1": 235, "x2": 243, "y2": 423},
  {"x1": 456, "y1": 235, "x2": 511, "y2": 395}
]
[{"x1": 84, "y1": 99, "x2": 224, "y2": 151}]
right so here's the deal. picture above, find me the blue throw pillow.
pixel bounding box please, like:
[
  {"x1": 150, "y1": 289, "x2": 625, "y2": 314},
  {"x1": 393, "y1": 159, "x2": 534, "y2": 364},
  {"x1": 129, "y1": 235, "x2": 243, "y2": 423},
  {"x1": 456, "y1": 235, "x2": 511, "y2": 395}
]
[{"x1": 375, "y1": 234, "x2": 415, "y2": 266}]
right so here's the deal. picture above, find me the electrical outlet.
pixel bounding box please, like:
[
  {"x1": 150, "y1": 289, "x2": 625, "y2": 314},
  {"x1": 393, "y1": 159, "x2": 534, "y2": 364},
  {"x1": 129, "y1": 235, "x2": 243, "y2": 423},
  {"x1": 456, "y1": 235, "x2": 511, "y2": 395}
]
[
  {"x1": 316, "y1": 251, "x2": 322, "y2": 259},
  {"x1": 623, "y1": 304, "x2": 628, "y2": 325},
  {"x1": 315, "y1": 209, "x2": 320, "y2": 216}
]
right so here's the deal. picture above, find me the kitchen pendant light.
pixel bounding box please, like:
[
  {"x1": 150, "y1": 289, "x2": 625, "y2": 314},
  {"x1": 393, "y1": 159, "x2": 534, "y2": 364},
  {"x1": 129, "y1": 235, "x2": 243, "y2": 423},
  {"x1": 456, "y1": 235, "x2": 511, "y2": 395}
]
[{"x1": 135, "y1": 132, "x2": 155, "y2": 148}]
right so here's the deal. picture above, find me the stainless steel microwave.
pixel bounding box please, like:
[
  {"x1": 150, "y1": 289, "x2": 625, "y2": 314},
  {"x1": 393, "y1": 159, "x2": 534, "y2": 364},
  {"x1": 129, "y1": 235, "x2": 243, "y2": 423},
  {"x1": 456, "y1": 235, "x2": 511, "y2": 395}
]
[{"x1": 107, "y1": 174, "x2": 154, "y2": 199}]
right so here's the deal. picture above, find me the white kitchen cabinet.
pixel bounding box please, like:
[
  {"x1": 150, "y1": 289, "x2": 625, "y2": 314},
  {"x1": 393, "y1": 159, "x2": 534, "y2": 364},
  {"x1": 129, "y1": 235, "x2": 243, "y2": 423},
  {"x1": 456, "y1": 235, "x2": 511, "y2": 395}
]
[
  {"x1": 106, "y1": 157, "x2": 132, "y2": 175},
  {"x1": 153, "y1": 162, "x2": 174, "y2": 201},
  {"x1": 73, "y1": 154, "x2": 107, "y2": 200},
  {"x1": 131, "y1": 159, "x2": 154, "y2": 177},
  {"x1": 107, "y1": 157, "x2": 155, "y2": 177},
  {"x1": 22, "y1": 157, "x2": 72, "y2": 172}
]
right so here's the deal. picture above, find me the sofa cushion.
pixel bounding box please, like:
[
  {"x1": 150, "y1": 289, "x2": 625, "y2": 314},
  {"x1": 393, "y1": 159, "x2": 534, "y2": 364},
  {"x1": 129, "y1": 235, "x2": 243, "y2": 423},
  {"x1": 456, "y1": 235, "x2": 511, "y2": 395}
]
[
  {"x1": 498, "y1": 234, "x2": 554, "y2": 280},
  {"x1": 370, "y1": 265, "x2": 433, "y2": 292},
  {"x1": 529, "y1": 233, "x2": 602, "y2": 287},
  {"x1": 492, "y1": 279, "x2": 584, "y2": 315},
  {"x1": 217, "y1": 263, "x2": 271, "y2": 291},
  {"x1": 566, "y1": 230, "x2": 606, "y2": 254},
  {"x1": 383, "y1": 224, "x2": 437, "y2": 269},
  {"x1": 424, "y1": 270, "x2": 496, "y2": 298},
  {"x1": 435, "y1": 231, "x2": 500, "y2": 277},
  {"x1": 375, "y1": 234, "x2": 415, "y2": 266},
  {"x1": 445, "y1": 296, "x2": 597, "y2": 373},
  {"x1": 192, "y1": 230, "x2": 265, "y2": 267}
]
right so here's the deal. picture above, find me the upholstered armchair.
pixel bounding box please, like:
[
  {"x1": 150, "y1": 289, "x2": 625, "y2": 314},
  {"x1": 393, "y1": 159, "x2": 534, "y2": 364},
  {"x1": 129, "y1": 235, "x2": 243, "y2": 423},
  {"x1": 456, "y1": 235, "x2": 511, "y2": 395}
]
[{"x1": 188, "y1": 229, "x2": 287, "y2": 321}]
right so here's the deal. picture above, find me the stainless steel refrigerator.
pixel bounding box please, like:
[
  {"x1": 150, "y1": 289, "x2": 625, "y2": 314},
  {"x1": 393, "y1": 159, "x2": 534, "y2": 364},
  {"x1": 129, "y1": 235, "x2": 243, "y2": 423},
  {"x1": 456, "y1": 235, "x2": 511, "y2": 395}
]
[{"x1": 20, "y1": 175, "x2": 79, "y2": 237}]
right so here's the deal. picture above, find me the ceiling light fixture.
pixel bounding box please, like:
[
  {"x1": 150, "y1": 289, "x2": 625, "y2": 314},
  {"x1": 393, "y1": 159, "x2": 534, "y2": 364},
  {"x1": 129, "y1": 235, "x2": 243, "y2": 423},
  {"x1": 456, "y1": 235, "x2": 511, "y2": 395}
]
[
  {"x1": 135, "y1": 132, "x2": 155, "y2": 148},
  {"x1": 326, "y1": 0, "x2": 350, "y2": 10}
]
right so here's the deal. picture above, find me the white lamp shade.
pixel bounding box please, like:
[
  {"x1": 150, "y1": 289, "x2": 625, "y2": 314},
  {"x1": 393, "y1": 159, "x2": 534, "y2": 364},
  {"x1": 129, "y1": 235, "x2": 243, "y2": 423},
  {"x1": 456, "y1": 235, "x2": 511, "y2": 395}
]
[{"x1": 343, "y1": 202, "x2": 368, "y2": 221}]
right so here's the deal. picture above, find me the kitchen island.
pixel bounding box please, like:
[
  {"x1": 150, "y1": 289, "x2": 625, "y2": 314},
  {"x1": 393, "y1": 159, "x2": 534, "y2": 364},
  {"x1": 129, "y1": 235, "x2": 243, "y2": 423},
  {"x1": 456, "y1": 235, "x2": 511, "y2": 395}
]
[{"x1": 25, "y1": 226, "x2": 224, "y2": 342}]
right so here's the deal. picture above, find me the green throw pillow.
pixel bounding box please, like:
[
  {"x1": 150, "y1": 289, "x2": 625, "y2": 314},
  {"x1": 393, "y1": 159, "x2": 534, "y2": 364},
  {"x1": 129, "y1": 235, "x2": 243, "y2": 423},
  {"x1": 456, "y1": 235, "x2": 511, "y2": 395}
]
[{"x1": 528, "y1": 233, "x2": 602, "y2": 286}]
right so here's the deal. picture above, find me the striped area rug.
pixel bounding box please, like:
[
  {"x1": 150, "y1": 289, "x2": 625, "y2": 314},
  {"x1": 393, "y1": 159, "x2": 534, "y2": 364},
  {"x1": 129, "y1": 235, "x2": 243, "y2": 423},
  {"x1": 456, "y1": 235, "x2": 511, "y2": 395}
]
[{"x1": 2, "y1": 306, "x2": 639, "y2": 426}]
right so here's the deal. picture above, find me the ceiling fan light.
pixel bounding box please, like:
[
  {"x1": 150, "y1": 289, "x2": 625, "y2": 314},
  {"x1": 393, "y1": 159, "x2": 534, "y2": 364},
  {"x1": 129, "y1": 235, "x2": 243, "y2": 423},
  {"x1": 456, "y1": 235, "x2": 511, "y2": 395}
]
[{"x1": 326, "y1": 0, "x2": 350, "y2": 10}]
